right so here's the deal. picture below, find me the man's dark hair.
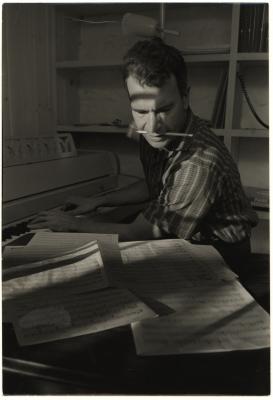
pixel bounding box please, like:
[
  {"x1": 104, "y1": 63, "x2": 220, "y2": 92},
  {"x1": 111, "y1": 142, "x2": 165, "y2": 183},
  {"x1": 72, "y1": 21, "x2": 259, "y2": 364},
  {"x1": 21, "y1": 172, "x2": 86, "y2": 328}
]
[{"x1": 123, "y1": 37, "x2": 188, "y2": 97}]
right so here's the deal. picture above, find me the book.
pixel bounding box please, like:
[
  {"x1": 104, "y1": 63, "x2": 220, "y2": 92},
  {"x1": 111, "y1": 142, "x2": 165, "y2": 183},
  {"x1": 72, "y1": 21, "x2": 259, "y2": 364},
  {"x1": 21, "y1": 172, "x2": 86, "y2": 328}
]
[
  {"x1": 261, "y1": 4, "x2": 268, "y2": 52},
  {"x1": 238, "y1": 5, "x2": 245, "y2": 52},
  {"x1": 247, "y1": 5, "x2": 253, "y2": 52},
  {"x1": 253, "y1": 5, "x2": 263, "y2": 52},
  {"x1": 239, "y1": 4, "x2": 268, "y2": 53},
  {"x1": 251, "y1": 5, "x2": 257, "y2": 51},
  {"x1": 239, "y1": 4, "x2": 251, "y2": 52}
]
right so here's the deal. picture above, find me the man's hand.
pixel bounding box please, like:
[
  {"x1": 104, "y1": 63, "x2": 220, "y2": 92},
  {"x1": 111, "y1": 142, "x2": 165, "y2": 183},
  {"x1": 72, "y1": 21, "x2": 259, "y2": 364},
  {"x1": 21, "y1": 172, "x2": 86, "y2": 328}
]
[
  {"x1": 27, "y1": 210, "x2": 165, "y2": 240},
  {"x1": 62, "y1": 195, "x2": 100, "y2": 215},
  {"x1": 28, "y1": 210, "x2": 80, "y2": 232}
]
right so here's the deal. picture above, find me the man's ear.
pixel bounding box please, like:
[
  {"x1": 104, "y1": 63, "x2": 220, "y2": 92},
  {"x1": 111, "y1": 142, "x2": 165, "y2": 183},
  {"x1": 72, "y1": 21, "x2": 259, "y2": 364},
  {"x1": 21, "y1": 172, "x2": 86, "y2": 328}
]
[{"x1": 183, "y1": 87, "x2": 190, "y2": 110}]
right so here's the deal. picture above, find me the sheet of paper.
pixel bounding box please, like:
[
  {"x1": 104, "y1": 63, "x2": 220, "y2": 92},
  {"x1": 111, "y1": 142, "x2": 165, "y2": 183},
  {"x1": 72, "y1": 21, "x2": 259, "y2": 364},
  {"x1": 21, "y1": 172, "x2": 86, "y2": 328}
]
[
  {"x1": 3, "y1": 243, "x2": 103, "y2": 282},
  {"x1": 3, "y1": 232, "x2": 123, "y2": 281},
  {"x1": 132, "y1": 280, "x2": 270, "y2": 355},
  {"x1": 3, "y1": 242, "x2": 108, "y2": 303},
  {"x1": 3, "y1": 232, "x2": 101, "y2": 267},
  {"x1": 96, "y1": 239, "x2": 239, "y2": 317},
  {"x1": 10, "y1": 287, "x2": 157, "y2": 346},
  {"x1": 116, "y1": 240, "x2": 237, "y2": 310},
  {"x1": 120, "y1": 239, "x2": 237, "y2": 283},
  {"x1": 79, "y1": 233, "x2": 124, "y2": 281},
  {"x1": 30, "y1": 232, "x2": 124, "y2": 281},
  {"x1": 116, "y1": 240, "x2": 269, "y2": 354}
]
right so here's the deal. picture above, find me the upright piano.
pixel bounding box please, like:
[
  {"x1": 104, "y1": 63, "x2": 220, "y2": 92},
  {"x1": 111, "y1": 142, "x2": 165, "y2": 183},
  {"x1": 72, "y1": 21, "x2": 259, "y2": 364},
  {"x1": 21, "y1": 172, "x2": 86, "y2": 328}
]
[{"x1": 2, "y1": 134, "x2": 141, "y2": 245}]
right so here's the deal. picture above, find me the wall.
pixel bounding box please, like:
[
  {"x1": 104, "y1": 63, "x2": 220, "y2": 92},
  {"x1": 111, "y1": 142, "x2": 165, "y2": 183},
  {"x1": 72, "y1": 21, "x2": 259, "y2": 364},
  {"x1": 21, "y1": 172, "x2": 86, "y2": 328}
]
[{"x1": 3, "y1": 4, "x2": 56, "y2": 138}]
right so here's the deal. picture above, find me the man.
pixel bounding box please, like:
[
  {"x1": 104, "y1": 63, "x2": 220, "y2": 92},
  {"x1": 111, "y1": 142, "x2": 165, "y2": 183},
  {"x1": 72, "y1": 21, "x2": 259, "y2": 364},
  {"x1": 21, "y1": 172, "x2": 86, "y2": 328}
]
[{"x1": 30, "y1": 38, "x2": 258, "y2": 272}]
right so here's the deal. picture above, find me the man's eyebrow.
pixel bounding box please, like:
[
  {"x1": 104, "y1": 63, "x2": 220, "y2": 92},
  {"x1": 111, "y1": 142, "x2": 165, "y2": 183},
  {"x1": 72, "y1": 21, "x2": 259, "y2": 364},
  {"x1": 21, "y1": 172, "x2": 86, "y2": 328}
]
[{"x1": 155, "y1": 102, "x2": 174, "y2": 112}]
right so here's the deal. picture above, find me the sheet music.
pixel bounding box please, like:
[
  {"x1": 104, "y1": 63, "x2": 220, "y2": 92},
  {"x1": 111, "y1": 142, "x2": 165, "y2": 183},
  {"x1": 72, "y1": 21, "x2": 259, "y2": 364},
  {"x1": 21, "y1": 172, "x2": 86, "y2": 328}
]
[
  {"x1": 31, "y1": 232, "x2": 124, "y2": 279},
  {"x1": 78, "y1": 233, "x2": 124, "y2": 284},
  {"x1": 3, "y1": 243, "x2": 108, "y2": 302},
  {"x1": 3, "y1": 233, "x2": 124, "y2": 323},
  {"x1": 115, "y1": 240, "x2": 269, "y2": 354},
  {"x1": 3, "y1": 236, "x2": 269, "y2": 353},
  {"x1": 3, "y1": 233, "x2": 159, "y2": 347},
  {"x1": 3, "y1": 232, "x2": 102, "y2": 267},
  {"x1": 117, "y1": 240, "x2": 237, "y2": 308},
  {"x1": 3, "y1": 232, "x2": 124, "y2": 280},
  {"x1": 10, "y1": 287, "x2": 157, "y2": 346},
  {"x1": 132, "y1": 280, "x2": 270, "y2": 355}
]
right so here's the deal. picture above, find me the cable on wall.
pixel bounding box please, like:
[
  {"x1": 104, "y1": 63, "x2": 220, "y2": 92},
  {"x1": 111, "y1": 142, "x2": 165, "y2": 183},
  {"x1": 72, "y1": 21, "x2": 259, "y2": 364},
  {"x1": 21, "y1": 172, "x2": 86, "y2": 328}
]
[{"x1": 237, "y1": 72, "x2": 269, "y2": 129}]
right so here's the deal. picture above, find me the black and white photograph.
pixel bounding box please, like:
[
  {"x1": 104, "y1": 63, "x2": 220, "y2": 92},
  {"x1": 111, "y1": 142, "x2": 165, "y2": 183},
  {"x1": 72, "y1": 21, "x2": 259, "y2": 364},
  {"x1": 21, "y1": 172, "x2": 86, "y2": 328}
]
[{"x1": 2, "y1": 2, "x2": 270, "y2": 395}]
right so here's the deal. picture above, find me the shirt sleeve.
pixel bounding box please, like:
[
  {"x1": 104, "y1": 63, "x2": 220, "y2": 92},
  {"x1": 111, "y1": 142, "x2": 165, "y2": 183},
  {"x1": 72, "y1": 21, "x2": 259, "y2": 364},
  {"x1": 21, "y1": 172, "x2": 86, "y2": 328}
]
[{"x1": 142, "y1": 160, "x2": 220, "y2": 239}]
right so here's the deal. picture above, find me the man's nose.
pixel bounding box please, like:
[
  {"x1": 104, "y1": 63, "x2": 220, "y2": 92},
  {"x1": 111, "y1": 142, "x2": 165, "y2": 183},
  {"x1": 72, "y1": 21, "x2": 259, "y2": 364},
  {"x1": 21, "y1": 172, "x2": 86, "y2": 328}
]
[{"x1": 145, "y1": 111, "x2": 157, "y2": 133}]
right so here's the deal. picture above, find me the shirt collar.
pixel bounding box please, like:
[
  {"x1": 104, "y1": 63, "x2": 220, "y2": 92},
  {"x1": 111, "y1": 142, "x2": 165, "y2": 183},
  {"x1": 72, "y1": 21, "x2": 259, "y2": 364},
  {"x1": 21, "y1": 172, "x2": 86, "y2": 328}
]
[{"x1": 163, "y1": 108, "x2": 197, "y2": 154}]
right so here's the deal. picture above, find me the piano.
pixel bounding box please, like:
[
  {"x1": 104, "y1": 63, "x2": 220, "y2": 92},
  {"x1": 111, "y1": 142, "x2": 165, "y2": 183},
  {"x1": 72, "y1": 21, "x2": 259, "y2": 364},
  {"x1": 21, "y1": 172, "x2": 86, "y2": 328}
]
[{"x1": 2, "y1": 134, "x2": 142, "y2": 245}]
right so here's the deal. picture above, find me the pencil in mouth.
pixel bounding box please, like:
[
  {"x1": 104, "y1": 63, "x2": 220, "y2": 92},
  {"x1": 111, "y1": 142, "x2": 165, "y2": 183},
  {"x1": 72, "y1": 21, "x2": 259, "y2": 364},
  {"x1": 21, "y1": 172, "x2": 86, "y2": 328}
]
[{"x1": 136, "y1": 130, "x2": 193, "y2": 137}]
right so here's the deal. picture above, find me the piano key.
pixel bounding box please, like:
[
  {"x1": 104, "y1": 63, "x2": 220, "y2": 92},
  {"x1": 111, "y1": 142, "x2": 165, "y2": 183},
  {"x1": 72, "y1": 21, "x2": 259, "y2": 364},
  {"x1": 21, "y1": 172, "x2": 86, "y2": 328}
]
[
  {"x1": 2, "y1": 229, "x2": 51, "y2": 248},
  {"x1": 3, "y1": 221, "x2": 30, "y2": 241}
]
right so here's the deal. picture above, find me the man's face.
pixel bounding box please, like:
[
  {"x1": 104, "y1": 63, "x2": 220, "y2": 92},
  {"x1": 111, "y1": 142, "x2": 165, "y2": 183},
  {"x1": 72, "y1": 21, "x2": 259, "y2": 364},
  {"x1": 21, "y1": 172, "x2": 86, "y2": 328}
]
[{"x1": 126, "y1": 74, "x2": 188, "y2": 149}]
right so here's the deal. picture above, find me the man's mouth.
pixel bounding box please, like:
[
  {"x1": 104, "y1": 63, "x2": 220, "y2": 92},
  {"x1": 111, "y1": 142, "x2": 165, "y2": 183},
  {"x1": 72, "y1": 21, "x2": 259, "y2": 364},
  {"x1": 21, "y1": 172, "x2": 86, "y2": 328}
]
[
  {"x1": 145, "y1": 132, "x2": 167, "y2": 141},
  {"x1": 150, "y1": 135, "x2": 165, "y2": 141}
]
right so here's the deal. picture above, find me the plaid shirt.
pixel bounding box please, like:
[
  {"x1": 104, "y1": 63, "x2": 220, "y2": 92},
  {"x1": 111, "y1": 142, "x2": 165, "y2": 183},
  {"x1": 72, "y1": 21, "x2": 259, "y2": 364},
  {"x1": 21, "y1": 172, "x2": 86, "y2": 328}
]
[{"x1": 140, "y1": 110, "x2": 258, "y2": 243}]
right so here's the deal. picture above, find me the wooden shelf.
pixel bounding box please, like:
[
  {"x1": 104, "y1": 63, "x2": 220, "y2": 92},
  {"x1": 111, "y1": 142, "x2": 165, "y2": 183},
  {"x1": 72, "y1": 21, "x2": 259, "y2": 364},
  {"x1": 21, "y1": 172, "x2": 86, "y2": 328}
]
[
  {"x1": 56, "y1": 56, "x2": 231, "y2": 70},
  {"x1": 213, "y1": 129, "x2": 268, "y2": 138},
  {"x1": 57, "y1": 125, "x2": 128, "y2": 134},
  {"x1": 183, "y1": 54, "x2": 230, "y2": 63},
  {"x1": 56, "y1": 52, "x2": 268, "y2": 70},
  {"x1": 236, "y1": 53, "x2": 268, "y2": 62},
  {"x1": 56, "y1": 60, "x2": 121, "y2": 69},
  {"x1": 230, "y1": 129, "x2": 269, "y2": 138}
]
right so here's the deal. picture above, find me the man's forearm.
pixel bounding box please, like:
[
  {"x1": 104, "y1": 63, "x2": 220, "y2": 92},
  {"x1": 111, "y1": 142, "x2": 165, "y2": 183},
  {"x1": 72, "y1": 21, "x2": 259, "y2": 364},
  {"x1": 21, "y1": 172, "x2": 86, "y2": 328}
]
[
  {"x1": 74, "y1": 219, "x2": 134, "y2": 241},
  {"x1": 97, "y1": 179, "x2": 150, "y2": 208},
  {"x1": 73, "y1": 213, "x2": 162, "y2": 242}
]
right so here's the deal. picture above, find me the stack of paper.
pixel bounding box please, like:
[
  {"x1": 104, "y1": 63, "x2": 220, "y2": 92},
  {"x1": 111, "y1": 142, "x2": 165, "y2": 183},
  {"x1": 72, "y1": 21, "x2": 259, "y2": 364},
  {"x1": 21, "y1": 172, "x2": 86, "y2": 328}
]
[
  {"x1": 2, "y1": 232, "x2": 157, "y2": 346},
  {"x1": 3, "y1": 235, "x2": 269, "y2": 355},
  {"x1": 118, "y1": 240, "x2": 270, "y2": 356}
]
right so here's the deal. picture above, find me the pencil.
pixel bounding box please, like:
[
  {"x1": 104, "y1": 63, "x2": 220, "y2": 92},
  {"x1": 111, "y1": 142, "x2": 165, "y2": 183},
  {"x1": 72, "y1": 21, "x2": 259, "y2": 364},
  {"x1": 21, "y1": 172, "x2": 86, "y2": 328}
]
[{"x1": 136, "y1": 130, "x2": 193, "y2": 137}]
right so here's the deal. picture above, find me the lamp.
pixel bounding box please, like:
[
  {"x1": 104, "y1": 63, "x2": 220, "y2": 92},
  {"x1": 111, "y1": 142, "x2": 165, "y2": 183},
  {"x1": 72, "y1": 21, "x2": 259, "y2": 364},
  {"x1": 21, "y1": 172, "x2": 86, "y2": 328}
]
[{"x1": 121, "y1": 13, "x2": 179, "y2": 37}]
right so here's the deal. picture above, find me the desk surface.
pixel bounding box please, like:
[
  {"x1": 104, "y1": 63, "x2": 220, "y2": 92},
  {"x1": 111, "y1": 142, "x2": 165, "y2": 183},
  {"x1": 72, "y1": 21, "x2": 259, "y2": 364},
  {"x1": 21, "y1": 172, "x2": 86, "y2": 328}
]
[
  {"x1": 3, "y1": 323, "x2": 270, "y2": 395},
  {"x1": 3, "y1": 253, "x2": 270, "y2": 395}
]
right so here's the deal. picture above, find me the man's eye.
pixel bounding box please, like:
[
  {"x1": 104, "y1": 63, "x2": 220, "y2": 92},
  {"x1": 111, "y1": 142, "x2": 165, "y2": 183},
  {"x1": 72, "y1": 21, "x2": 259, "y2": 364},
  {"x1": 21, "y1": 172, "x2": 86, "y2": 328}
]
[
  {"x1": 159, "y1": 107, "x2": 172, "y2": 113},
  {"x1": 135, "y1": 110, "x2": 147, "y2": 115}
]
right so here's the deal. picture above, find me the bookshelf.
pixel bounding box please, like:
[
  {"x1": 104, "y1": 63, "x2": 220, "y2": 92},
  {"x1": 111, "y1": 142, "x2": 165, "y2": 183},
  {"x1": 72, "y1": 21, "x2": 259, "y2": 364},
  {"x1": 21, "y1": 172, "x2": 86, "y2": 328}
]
[
  {"x1": 53, "y1": 3, "x2": 269, "y2": 250},
  {"x1": 54, "y1": 4, "x2": 268, "y2": 131},
  {"x1": 236, "y1": 53, "x2": 268, "y2": 62}
]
